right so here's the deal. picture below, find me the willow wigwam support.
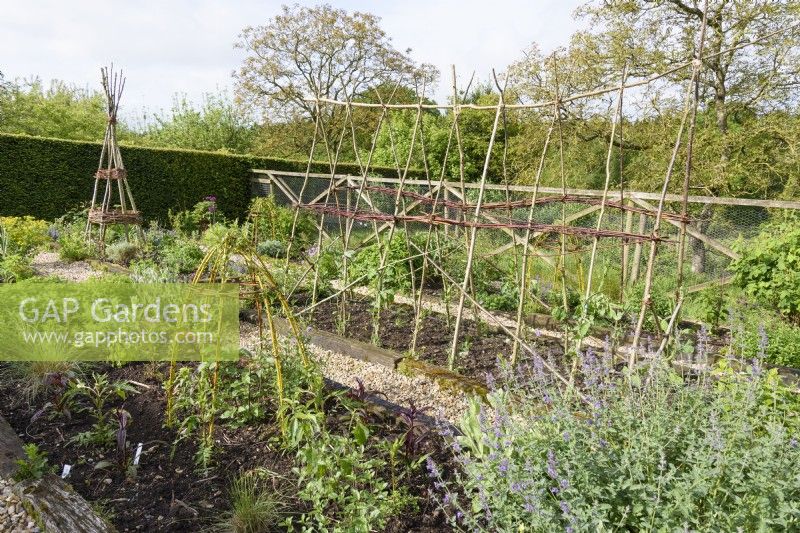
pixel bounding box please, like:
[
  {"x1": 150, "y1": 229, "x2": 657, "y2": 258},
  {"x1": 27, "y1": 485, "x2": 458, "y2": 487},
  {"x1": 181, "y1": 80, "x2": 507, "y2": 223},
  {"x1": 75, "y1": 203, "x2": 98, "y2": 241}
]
[{"x1": 85, "y1": 65, "x2": 143, "y2": 250}]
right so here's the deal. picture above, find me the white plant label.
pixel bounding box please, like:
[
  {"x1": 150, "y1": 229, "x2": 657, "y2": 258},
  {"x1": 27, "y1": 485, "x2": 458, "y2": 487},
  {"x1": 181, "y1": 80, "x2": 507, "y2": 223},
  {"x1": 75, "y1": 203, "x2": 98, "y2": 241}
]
[
  {"x1": 61, "y1": 464, "x2": 72, "y2": 479},
  {"x1": 133, "y1": 442, "x2": 143, "y2": 466}
]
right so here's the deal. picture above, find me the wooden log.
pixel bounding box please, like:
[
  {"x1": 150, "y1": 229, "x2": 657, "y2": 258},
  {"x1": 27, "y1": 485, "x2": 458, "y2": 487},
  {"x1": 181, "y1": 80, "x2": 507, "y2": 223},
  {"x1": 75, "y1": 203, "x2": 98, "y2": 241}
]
[
  {"x1": 0, "y1": 415, "x2": 24, "y2": 479},
  {"x1": 16, "y1": 475, "x2": 117, "y2": 533}
]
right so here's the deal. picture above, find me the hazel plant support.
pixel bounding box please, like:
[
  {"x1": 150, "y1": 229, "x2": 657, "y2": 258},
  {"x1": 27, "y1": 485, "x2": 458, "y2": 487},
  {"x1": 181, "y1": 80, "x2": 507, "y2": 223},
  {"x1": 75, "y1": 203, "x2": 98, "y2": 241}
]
[
  {"x1": 511, "y1": 112, "x2": 556, "y2": 363},
  {"x1": 85, "y1": 65, "x2": 143, "y2": 250},
  {"x1": 287, "y1": 22, "x2": 771, "y2": 381},
  {"x1": 370, "y1": 88, "x2": 425, "y2": 346},
  {"x1": 448, "y1": 72, "x2": 506, "y2": 370}
]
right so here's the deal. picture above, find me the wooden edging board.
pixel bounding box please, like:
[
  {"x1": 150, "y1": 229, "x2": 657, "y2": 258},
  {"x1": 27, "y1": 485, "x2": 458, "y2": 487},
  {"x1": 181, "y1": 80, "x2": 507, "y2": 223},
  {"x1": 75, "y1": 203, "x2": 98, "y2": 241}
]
[{"x1": 240, "y1": 310, "x2": 487, "y2": 398}]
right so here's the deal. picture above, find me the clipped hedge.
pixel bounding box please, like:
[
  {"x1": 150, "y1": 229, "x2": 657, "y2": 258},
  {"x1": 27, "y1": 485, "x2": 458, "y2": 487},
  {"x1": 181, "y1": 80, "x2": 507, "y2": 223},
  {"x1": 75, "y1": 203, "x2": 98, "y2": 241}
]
[{"x1": 0, "y1": 133, "x2": 414, "y2": 222}]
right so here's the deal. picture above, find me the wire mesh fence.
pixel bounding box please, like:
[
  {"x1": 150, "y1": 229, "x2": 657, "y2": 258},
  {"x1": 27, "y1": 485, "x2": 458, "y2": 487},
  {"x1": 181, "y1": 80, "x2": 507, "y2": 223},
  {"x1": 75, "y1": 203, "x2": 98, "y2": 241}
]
[{"x1": 252, "y1": 170, "x2": 797, "y2": 304}]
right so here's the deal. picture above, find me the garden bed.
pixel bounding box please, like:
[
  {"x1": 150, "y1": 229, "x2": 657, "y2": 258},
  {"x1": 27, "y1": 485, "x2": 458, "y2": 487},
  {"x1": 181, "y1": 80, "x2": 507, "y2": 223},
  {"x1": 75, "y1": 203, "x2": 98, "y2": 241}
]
[
  {"x1": 305, "y1": 294, "x2": 565, "y2": 383},
  {"x1": 0, "y1": 358, "x2": 453, "y2": 532}
]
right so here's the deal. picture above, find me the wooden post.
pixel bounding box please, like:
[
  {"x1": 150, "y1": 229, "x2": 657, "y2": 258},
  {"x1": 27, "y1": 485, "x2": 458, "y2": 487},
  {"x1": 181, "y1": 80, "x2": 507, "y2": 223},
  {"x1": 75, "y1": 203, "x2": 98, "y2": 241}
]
[
  {"x1": 621, "y1": 201, "x2": 633, "y2": 289},
  {"x1": 511, "y1": 113, "x2": 556, "y2": 363},
  {"x1": 585, "y1": 66, "x2": 627, "y2": 300},
  {"x1": 449, "y1": 73, "x2": 505, "y2": 370},
  {"x1": 629, "y1": 212, "x2": 646, "y2": 286}
]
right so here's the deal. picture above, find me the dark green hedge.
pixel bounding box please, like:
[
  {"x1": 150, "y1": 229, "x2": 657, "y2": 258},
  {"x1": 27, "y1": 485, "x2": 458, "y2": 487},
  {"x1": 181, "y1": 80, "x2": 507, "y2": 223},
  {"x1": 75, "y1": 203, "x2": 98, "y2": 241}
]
[{"x1": 0, "y1": 133, "x2": 414, "y2": 222}]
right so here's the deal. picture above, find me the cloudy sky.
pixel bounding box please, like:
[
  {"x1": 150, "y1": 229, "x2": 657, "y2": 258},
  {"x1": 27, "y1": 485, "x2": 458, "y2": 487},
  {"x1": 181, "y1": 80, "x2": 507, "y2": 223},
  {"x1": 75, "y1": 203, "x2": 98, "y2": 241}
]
[{"x1": 1, "y1": 0, "x2": 583, "y2": 120}]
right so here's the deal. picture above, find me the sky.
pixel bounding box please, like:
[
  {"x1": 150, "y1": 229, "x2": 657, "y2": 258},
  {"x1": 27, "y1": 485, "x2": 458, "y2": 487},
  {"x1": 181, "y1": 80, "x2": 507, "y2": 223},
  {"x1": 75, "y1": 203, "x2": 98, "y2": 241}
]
[{"x1": 1, "y1": 0, "x2": 584, "y2": 121}]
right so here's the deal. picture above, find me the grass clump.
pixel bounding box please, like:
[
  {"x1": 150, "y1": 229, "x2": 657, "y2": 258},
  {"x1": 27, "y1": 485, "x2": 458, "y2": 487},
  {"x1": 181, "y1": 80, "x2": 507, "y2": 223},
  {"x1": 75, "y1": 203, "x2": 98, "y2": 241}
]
[{"x1": 216, "y1": 469, "x2": 286, "y2": 533}]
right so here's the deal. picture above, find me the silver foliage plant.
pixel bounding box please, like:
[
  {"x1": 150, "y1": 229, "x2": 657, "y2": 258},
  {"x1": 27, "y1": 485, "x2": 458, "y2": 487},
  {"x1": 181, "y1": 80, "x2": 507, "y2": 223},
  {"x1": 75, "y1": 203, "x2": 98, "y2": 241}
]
[{"x1": 429, "y1": 341, "x2": 800, "y2": 532}]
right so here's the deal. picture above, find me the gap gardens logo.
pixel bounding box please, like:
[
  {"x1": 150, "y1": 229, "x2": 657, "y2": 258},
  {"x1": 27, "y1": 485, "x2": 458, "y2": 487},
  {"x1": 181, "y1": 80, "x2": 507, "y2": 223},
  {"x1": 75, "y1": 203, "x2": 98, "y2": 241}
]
[{"x1": 0, "y1": 282, "x2": 239, "y2": 361}]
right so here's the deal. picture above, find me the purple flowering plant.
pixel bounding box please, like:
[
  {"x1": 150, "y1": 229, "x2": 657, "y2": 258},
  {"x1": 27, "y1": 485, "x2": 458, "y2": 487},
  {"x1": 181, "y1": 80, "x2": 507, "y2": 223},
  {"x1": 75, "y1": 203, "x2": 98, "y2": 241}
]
[{"x1": 426, "y1": 338, "x2": 800, "y2": 531}]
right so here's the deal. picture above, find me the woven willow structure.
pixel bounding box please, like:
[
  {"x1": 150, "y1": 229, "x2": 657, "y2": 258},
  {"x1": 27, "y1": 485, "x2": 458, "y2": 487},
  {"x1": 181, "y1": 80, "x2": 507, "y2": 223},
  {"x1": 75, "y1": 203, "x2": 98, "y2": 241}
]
[{"x1": 85, "y1": 66, "x2": 142, "y2": 248}]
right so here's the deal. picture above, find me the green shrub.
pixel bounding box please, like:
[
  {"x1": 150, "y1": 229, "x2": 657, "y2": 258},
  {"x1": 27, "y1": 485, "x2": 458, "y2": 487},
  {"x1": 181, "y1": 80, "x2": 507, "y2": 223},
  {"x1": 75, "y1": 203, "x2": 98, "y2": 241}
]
[
  {"x1": 160, "y1": 240, "x2": 205, "y2": 274},
  {"x1": 0, "y1": 216, "x2": 49, "y2": 255},
  {"x1": 130, "y1": 259, "x2": 178, "y2": 283},
  {"x1": 731, "y1": 219, "x2": 800, "y2": 321},
  {"x1": 256, "y1": 239, "x2": 285, "y2": 258},
  {"x1": 0, "y1": 133, "x2": 414, "y2": 223},
  {"x1": 249, "y1": 196, "x2": 316, "y2": 256},
  {"x1": 58, "y1": 231, "x2": 96, "y2": 262},
  {"x1": 105, "y1": 240, "x2": 139, "y2": 265},
  {"x1": 430, "y1": 352, "x2": 800, "y2": 531},
  {"x1": 202, "y1": 222, "x2": 241, "y2": 250},
  {"x1": 0, "y1": 253, "x2": 35, "y2": 282}
]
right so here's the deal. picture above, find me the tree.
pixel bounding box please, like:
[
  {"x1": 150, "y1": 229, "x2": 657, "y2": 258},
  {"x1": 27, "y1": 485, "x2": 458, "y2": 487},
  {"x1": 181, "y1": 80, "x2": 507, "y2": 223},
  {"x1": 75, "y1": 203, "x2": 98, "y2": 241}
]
[
  {"x1": 138, "y1": 92, "x2": 256, "y2": 153},
  {"x1": 580, "y1": 0, "x2": 800, "y2": 272},
  {"x1": 234, "y1": 4, "x2": 438, "y2": 122},
  {"x1": 578, "y1": 0, "x2": 800, "y2": 139},
  {"x1": 510, "y1": 1, "x2": 800, "y2": 272},
  {"x1": 0, "y1": 78, "x2": 110, "y2": 141}
]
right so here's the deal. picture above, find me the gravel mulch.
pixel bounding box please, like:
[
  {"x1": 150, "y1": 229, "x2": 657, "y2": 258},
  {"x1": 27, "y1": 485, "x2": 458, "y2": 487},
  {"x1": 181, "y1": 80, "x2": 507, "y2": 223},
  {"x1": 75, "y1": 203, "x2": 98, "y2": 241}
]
[
  {"x1": 0, "y1": 478, "x2": 40, "y2": 533},
  {"x1": 30, "y1": 252, "x2": 99, "y2": 282},
  {"x1": 240, "y1": 322, "x2": 471, "y2": 424}
]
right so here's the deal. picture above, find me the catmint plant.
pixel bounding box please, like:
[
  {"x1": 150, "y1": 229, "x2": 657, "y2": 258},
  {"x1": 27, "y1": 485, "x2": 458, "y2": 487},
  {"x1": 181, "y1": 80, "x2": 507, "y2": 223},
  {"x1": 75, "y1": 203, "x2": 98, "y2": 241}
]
[{"x1": 429, "y1": 340, "x2": 800, "y2": 531}]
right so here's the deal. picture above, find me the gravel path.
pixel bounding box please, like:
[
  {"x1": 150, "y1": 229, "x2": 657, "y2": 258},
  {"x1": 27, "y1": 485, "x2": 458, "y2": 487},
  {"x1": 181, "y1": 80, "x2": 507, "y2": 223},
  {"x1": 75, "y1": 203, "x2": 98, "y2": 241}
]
[
  {"x1": 0, "y1": 478, "x2": 40, "y2": 533},
  {"x1": 240, "y1": 322, "x2": 471, "y2": 424},
  {"x1": 30, "y1": 252, "x2": 99, "y2": 282}
]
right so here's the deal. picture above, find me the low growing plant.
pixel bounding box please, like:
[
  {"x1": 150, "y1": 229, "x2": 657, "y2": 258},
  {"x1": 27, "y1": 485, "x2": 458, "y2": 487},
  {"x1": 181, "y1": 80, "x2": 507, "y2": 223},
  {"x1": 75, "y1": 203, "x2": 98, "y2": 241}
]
[
  {"x1": 58, "y1": 231, "x2": 96, "y2": 262},
  {"x1": 160, "y1": 239, "x2": 205, "y2": 274},
  {"x1": 14, "y1": 443, "x2": 52, "y2": 482},
  {"x1": 0, "y1": 216, "x2": 49, "y2": 255},
  {"x1": 216, "y1": 469, "x2": 287, "y2": 533},
  {"x1": 429, "y1": 349, "x2": 800, "y2": 531},
  {"x1": 288, "y1": 421, "x2": 416, "y2": 532},
  {"x1": 71, "y1": 373, "x2": 137, "y2": 448},
  {"x1": 0, "y1": 253, "x2": 35, "y2": 282},
  {"x1": 105, "y1": 240, "x2": 140, "y2": 265}
]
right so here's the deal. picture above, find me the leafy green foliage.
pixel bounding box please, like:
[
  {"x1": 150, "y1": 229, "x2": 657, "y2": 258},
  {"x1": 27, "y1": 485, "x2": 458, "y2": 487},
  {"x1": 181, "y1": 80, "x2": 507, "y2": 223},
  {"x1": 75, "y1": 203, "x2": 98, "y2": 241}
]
[
  {"x1": 58, "y1": 232, "x2": 96, "y2": 262},
  {"x1": 0, "y1": 216, "x2": 49, "y2": 255},
  {"x1": 138, "y1": 92, "x2": 256, "y2": 154},
  {"x1": 693, "y1": 285, "x2": 729, "y2": 329},
  {"x1": 216, "y1": 348, "x2": 306, "y2": 428},
  {"x1": 14, "y1": 443, "x2": 52, "y2": 482},
  {"x1": 201, "y1": 222, "x2": 242, "y2": 250},
  {"x1": 350, "y1": 233, "x2": 420, "y2": 293},
  {"x1": 249, "y1": 196, "x2": 316, "y2": 256},
  {"x1": 731, "y1": 219, "x2": 800, "y2": 321},
  {"x1": 288, "y1": 421, "x2": 416, "y2": 532},
  {"x1": 159, "y1": 239, "x2": 205, "y2": 274},
  {"x1": 169, "y1": 197, "x2": 221, "y2": 237},
  {"x1": 71, "y1": 373, "x2": 137, "y2": 449},
  {"x1": 0, "y1": 253, "x2": 35, "y2": 282},
  {"x1": 0, "y1": 79, "x2": 110, "y2": 141}
]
